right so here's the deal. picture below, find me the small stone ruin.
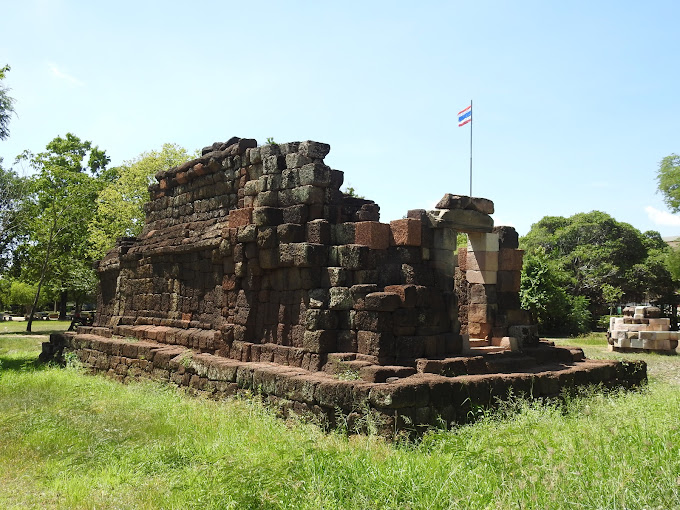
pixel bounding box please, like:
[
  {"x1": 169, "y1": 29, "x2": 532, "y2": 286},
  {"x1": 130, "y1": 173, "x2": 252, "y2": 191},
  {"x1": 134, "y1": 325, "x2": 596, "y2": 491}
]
[
  {"x1": 608, "y1": 306, "x2": 678, "y2": 353},
  {"x1": 43, "y1": 137, "x2": 645, "y2": 434}
]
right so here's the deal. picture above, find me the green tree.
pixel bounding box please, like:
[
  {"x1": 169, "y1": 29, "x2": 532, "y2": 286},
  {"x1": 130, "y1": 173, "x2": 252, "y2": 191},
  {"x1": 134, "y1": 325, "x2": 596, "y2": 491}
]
[
  {"x1": 521, "y1": 211, "x2": 675, "y2": 326},
  {"x1": 15, "y1": 133, "x2": 110, "y2": 331},
  {"x1": 88, "y1": 143, "x2": 195, "y2": 259},
  {"x1": 656, "y1": 154, "x2": 680, "y2": 213},
  {"x1": 601, "y1": 283, "x2": 623, "y2": 315},
  {"x1": 0, "y1": 164, "x2": 28, "y2": 270},
  {"x1": 7, "y1": 280, "x2": 44, "y2": 315},
  {"x1": 0, "y1": 64, "x2": 15, "y2": 141}
]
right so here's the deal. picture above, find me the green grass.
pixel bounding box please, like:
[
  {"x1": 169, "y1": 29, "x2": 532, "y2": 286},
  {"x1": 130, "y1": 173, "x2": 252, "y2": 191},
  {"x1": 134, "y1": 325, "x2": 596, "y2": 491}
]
[
  {"x1": 0, "y1": 319, "x2": 71, "y2": 335},
  {"x1": 1, "y1": 335, "x2": 679, "y2": 509}
]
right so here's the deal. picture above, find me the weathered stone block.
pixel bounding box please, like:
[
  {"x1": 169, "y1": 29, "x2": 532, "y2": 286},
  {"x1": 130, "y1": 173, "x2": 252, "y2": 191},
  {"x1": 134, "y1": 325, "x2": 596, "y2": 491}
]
[
  {"x1": 329, "y1": 287, "x2": 353, "y2": 310},
  {"x1": 466, "y1": 251, "x2": 499, "y2": 272},
  {"x1": 303, "y1": 330, "x2": 337, "y2": 353},
  {"x1": 383, "y1": 284, "x2": 418, "y2": 308},
  {"x1": 363, "y1": 292, "x2": 402, "y2": 312},
  {"x1": 285, "y1": 153, "x2": 313, "y2": 169},
  {"x1": 305, "y1": 309, "x2": 338, "y2": 330},
  {"x1": 336, "y1": 244, "x2": 372, "y2": 270},
  {"x1": 298, "y1": 163, "x2": 331, "y2": 187},
  {"x1": 237, "y1": 224, "x2": 257, "y2": 243},
  {"x1": 498, "y1": 249, "x2": 524, "y2": 271},
  {"x1": 277, "y1": 223, "x2": 305, "y2": 243},
  {"x1": 467, "y1": 322, "x2": 492, "y2": 338},
  {"x1": 467, "y1": 232, "x2": 499, "y2": 253},
  {"x1": 389, "y1": 219, "x2": 421, "y2": 246},
  {"x1": 292, "y1": 243, "x2": 327, "y2": 267},
  {"x1": 352, "y1": 310, "x2": 393, "y2": 332},
  {"x1": 430, "y1": 209, "x2": 494, "y2": 233},
  {"x1": 263, "y1": 155, "x2": 285, "y2": 174},
  {"x1": 470, "y1": 284, "x2": 496, "y2": 305},
  {"x1": 354, "y1": 221, "x2": 391, "y2": 250},
  {"x1": 306, "y1": 219, "x2": 331, "y2": 245},
  {"x1": 497, "y1": 271, "x2": 521, "y2": 292},
  {"x1": 332, "y1": 223, "x2": 356, "y2": 245},
  {"x1": 298, "y1": 141, "x2": 331, "y2": 159},
  {"x1": 469, "y1": 304, "x2": 494, "y2": 324},
  {"x1": 228, "y1": 207, "x2": 253, "y2": 228},
  {"x1": 466, "y1": 270, "x2": 497, "y2": 285},
  {"x1": 493, "y1": 226, "x2": 519, "y2": 249},
  {"x1": 357, "y1": 331, "x2": 394, "y2": 357},
  {"x1": 293, "y1": 185, "x2": 325, "y2": 205}
]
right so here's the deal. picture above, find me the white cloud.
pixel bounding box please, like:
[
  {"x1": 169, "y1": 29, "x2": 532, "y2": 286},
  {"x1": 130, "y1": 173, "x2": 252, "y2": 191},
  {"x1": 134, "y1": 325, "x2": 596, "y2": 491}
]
[
  {"x1": 48, "y1": 63, "x2": 84, "y2": 86},
  {"x1": 644, "y1": 206, "x2": 680, "y2": 227}
]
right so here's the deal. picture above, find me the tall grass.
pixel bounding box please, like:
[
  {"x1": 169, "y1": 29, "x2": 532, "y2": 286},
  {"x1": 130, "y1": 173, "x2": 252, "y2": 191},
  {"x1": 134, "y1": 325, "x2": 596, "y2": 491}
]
[{"x1": 1, "y1": 336, "x2": 679, "y2": 509}]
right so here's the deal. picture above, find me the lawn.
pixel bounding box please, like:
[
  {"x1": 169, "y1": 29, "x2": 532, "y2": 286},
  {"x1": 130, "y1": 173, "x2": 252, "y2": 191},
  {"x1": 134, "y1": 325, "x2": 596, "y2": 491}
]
[{"x1": 0, "y1": 331, "x2": 679, "y2": 509}]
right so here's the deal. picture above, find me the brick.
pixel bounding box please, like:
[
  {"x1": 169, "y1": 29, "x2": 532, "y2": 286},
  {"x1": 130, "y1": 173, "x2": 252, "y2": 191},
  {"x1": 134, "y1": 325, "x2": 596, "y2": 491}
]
[
  {"x1": 363, "y1": 292, "x2": 402, "y2": 312},
  {"x1": 468, "y1": 322, "x2": 492, "y2": 338},
  {"x1": 493, "y1": 226, "x2": 519, "y2": 249},
  {"x1": 354, "y1": 221, "x2": 390, "y2": 250},
  {"x1": 298, "y1": 163, "x2": 331, "y2": 187},
  {"x1": 469, "y1": 284, "x2": 496, "y2": 305},
  {"x1": 329, "y1": 287, "x2": 352, "y2": 310},
  {"x1": 497, "y1": 271, "x2": 521, "y2": 292},
  {"x1": 467, "y1": 232, "x2": 499, "y2": 253},
  {"x1": 383, "y1": 284, "x2": 418, "y2": 308},
  {"x1": 498, "y1": 249, "x2": 524, "y2": 271},
  {"x1": 332, "y1": 222, "x2": 356, "y2": 245},
  {"x1": 277, "y1": 223, "x2": 305, "y2": 243},
  {"x1": 305, "y1": 309, "x2": 338, "y2": 330},
  {"x1": 469, "y1": 304, "x2": 494, "y2": 324},
  {"x1": 466, "y1": 251, "x2": 499, "y2": 272},
  {"x1": 357, "y1": 331, "x2": 394, "y2": 357},
  {"x1": 306, "y1": 219, "x2": 331, "y2": 244},
  {"x1": 228, "y1": 207, "x2": 253, "y2": 228},
  {"x1": 336, "y1": 244, "x2": 372, "y2": 270},
  {"x1": 303, "y1": 330, "x2": 337, "y2": 353},
  {"x1": 466, "y1": 270, "x2": 497, "y2": 285},
  {"x1": 298, "y1": 141, "x2": 331, "y2": 159},
  {"x1": 389, "y1": 218, "x2": 421, "y2": 246},
  {"x1": 252, "y1": 207, "x2": 283, "y2": 226},
  {"x1": 282, "y1": 205, "x2": 308, "y2": 224},
  {"x1": 292, "y1": 243, "x2": 327, "y2": 267}
]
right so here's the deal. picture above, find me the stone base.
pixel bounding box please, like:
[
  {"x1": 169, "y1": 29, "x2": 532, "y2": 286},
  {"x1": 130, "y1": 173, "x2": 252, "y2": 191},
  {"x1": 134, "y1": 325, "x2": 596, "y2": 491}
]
[{"x1": 42, "y1": 329, "x2": 647, "y2": 436}]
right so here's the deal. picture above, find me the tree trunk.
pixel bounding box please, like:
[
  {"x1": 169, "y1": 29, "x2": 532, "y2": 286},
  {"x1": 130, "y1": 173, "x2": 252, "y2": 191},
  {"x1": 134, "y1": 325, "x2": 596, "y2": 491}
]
[
  {"x1": 59, "y1": 290, "x2": 68, "y2": 320},
  {"x1": 27, "y1": 217, "x2": 56, "y2": 333}
]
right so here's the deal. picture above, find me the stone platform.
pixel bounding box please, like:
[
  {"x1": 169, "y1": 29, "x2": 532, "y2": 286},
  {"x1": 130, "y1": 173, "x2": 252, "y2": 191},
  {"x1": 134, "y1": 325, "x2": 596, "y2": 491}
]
[{"x1": 43, "y1": 327, "x2": 646, "y2": 436}]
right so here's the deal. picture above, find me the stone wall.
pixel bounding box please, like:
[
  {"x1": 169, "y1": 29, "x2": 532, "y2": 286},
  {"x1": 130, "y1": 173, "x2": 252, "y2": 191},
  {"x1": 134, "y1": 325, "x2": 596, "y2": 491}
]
[{"x1": 94, "y1": 137, "x2": 530, "y2": 369}]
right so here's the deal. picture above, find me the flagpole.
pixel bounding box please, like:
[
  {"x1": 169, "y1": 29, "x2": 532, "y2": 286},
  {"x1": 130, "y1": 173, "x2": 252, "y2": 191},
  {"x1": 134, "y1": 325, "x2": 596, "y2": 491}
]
[{"x1": 469, "y1": 99, "x2": 473, "y2": 197}]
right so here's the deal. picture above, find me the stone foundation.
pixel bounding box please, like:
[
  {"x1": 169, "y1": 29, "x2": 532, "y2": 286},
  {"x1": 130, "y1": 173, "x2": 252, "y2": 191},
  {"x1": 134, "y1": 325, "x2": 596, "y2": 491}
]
[{"x1": 43, "y1": 328, "x2": 646, "y2": 435}]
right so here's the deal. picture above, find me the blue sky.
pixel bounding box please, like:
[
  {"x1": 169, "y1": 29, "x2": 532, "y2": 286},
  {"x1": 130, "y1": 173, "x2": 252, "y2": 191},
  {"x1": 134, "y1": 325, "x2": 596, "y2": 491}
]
[{"x1": 2, "y1": 0, "x2": 679, "y2": 236}]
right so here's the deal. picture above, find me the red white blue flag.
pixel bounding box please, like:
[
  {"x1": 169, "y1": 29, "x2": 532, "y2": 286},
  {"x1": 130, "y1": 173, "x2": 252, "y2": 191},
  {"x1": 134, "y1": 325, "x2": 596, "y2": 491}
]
[{"x1": 458, "y1": 105, "x2": 472, "y2": 127}]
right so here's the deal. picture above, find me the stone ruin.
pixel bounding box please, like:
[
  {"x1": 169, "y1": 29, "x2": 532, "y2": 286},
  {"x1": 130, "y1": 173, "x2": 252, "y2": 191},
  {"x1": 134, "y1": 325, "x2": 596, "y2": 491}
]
[
  {"x1": 608, "y1": 306, "x2": 679, "y2": 353},
  {"x1": 43, "y1": 137, "x2": 646, "y2": 434}
]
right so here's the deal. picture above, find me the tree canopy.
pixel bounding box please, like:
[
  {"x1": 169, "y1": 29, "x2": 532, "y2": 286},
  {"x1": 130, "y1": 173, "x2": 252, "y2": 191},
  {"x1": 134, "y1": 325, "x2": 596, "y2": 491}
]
[
  {"x1": 520, "y1": 211, "x2": 676, "y2": 331},
  {"x1": 14, "y1": 133, "x2": 110, "y2": 330},
  {"x1": 88, "y1": 143, "x2": 196, "y2": 259},
  {"x1": 656, "y1": 154, "x2": 680, "y2": 213},
  {"x1": 0, "y1": 64, "x2": 15, "y2": 141}
]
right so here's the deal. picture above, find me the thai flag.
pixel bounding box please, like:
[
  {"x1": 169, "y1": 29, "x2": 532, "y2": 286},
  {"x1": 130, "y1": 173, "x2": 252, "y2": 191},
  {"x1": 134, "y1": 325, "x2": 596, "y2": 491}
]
[{"x1": 458, "y1": 105, "x2": 472, "y2": 127}]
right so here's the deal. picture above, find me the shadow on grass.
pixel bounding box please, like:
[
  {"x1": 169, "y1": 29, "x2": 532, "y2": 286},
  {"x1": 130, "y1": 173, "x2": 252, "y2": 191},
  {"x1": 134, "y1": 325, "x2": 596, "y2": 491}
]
[
  {"x1": 0, "y1": 329, "x2": 66, "y2": 337},
  {"x1": 0, "y1": 354, "x2": 49, "y2": 373}
]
